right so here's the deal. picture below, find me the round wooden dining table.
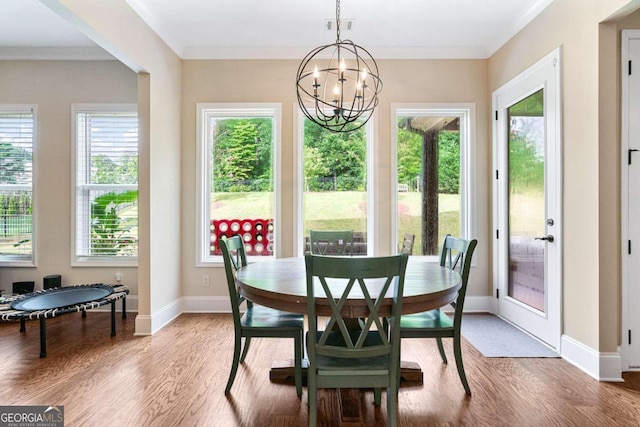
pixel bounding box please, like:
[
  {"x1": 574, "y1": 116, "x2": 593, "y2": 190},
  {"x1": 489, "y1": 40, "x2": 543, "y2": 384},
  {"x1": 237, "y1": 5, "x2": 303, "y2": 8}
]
[
  {"x1": 235, "y1": 256, "x2": 462, "y2": 318},
  {"x1": 235, "y1": 256, "x2": 462, "y2": 422}
]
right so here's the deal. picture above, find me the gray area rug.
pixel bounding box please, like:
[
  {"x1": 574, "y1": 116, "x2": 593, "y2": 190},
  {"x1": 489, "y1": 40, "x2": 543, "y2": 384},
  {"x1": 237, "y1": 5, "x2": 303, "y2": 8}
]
[{"x1": 461, "y1": 314, "x2": 559, "y2": 358}]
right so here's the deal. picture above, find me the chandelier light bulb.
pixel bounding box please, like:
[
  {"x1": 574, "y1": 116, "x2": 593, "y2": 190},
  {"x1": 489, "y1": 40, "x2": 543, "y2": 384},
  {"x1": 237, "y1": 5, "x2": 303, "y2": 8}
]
[{"x1": 360, "y1": 68, "x2": 368, "y2": 82}]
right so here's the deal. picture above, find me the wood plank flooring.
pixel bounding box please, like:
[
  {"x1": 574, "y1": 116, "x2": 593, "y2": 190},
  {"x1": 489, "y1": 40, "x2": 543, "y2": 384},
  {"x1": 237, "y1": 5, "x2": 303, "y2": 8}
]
[{"x1": 1, "y1": 312, "x2": 639, "y2": 426}]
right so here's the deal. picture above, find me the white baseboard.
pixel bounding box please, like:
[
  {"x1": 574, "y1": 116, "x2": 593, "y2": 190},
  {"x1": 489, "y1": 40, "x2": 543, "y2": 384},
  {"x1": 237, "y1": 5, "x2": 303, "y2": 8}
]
[
  {"x1": 133, "y1": 298, "x2": 181, "y2": 336},
  {"x1": 560, "y1": 334, "x2": 623, "y2": 382},
  {"x1": 134, "y1": 315, "x2": 152, "y2": 336},
  {"x1": 181, "y1": 296, "x2": 230, "y2": 313}
]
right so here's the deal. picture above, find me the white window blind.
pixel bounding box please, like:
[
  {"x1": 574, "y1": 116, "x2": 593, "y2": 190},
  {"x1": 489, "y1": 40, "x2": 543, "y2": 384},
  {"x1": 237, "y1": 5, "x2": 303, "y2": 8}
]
[
  {"x1": 74, "y1": 105, "x2": 138, "y2": 263},
  {"x1": 0, "y1": 107, "x2": 34, "y2": 262}
]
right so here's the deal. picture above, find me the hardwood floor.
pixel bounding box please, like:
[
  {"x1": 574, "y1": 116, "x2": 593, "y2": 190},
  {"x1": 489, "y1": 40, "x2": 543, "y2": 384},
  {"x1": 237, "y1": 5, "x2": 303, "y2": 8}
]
[{"x1": 1, "y1": 312, "x2": 639, "y2": 426}]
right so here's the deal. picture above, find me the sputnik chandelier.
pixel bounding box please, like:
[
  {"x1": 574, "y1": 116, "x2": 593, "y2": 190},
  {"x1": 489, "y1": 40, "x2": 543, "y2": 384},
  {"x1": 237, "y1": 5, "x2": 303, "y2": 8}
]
[{"x1": 295, "y1": 0, "x2": 382, "y2": 133}]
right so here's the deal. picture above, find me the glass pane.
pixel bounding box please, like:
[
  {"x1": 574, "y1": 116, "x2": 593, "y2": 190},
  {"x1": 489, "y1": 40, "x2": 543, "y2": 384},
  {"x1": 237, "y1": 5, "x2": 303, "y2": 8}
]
[
  {"x1": 396, "y1": 115, "x2": 460, "y2": 255},
  {"x1": 88, "y1": 189, "x2": 138, "y2": 256},
  {"x1": 507, "y1": 89, "x2": 545, "y2": 312},
  {"x1": 209, "y1": 117, "x2": 274, "y2": 257},
  {"x1": 0, "y1": 190, "x2": 32, "y2": 256},
  {"x1": 302, "y1": 119, "x2": 368, "y2": 254},
  {"x1": 0, "y1": 111, "x2": 34, "y2": 258}
]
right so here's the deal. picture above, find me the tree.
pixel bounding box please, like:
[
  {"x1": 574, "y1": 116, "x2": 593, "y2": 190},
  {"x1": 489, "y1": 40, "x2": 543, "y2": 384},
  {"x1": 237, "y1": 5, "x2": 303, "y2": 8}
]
[
  {"x1": 91, "y1": 190, "x2": 138, "y2": 255},
  {"x1": 303, "y1": 119, "x2": 366, "y2": 191},
  {"x1": 212, "y1": 118, "x2": 272, "y2": 191},
  {"x1": 438, "y1": 131, "x2": 460, "y2": 194},
  {"x1": 397, "y1": 128, "x2": 422, "y2": 190},
  {"x1": 92, "y1": 153, "x2": 138, "y2": 184},
  {"x1": 398, "y1": 117, "x2": 440, "y2": 255},
  {"x1": 0, "y1": 142, "x2": 30, "y2": 184}
]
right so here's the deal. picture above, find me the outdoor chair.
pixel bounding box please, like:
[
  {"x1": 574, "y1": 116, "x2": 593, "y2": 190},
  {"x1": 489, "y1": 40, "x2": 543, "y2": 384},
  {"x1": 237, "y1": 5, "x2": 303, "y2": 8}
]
[
  {"x1": 399, "y1": 233, "x2": 415, "y2": 255},
  {"x1": 309, "y1": 230, "x2": 354, "y2": 256},
  {"x1": 305, "y1": 253, "x2": 408, "y2": 427},
  {"x1": 220, "y1": 236, "x2": 304, "y2": 396},
  {"x1": 399, "y1": 234, "x2": 477, "y2": 394}
]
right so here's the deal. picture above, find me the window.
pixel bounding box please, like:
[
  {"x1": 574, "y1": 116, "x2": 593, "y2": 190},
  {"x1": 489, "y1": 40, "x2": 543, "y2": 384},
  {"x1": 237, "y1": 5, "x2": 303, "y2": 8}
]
[
  {"x1": 196, "y1": 104, "x2": 280, "y2": 264},
  {"x1": 73, "y1": 104, "x2": 138, "y2": 265},
  {"x1": 393, "y1": 105, "x2": 475, "y2": 257},
  {"x1": 0, "y1": 106, "x2": 35, "y2": 266},
  {"x1": 296, "y1": 111, "x2": 373, "y2": 255}
]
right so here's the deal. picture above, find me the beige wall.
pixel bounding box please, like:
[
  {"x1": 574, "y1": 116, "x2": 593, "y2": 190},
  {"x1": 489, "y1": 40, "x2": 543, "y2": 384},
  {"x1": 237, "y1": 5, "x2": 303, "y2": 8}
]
[
  {"x1": 180, "y1": 59, "x2": 491, "y2": 301},
  {"x1": 0, "y1": 60, "x2": 138, "y2": 292},
  {"x1": 489, "y1": 0, "x2": 639, "y2": 352}
]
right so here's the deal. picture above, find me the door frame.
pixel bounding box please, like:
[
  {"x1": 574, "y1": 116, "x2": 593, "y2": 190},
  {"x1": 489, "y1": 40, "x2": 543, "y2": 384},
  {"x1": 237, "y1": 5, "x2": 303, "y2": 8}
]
[
  {"x1": 492, "y1": 47, "x2": 563, "y2": 351},
  {"x1": 621, "y1": 30, "x2": 640, "y2": 372}
]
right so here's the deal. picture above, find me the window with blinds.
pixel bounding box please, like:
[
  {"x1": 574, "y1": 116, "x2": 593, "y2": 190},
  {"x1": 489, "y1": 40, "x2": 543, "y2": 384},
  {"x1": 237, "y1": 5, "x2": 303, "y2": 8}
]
[
  {"x1": 73, "y1": 104, "x2": 138, "y2": 264},
  {"x1": 0, "y1": 106, "x2": 35, "y2": 264}
]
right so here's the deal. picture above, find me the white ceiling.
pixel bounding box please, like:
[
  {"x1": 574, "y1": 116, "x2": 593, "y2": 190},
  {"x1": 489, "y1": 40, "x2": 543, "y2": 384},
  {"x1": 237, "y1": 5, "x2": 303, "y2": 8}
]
[{"x1": 1, "y1": 0, "x2": 555, "y2": 60}]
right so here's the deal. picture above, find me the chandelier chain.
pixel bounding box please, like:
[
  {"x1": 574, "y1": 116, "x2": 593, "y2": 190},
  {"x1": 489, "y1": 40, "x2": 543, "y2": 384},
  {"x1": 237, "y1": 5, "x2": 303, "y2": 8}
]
[{"x1": 336, "y1": 0, "x2": 341, "y2": 42}]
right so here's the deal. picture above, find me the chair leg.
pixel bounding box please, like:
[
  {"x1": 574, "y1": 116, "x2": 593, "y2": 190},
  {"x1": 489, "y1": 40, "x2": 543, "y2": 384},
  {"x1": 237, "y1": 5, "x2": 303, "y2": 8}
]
[
  {"x1": 453, "y1": 334, "x2": 471, "y2": 395},
  {"x1": 308, "y1": 371, "x2": 317, "y2": 427},
  {"x1": 436, "y1": 337, "x2": 448, "y2": 364},
  {"x1": 225, "y1": 334, "x2": 242, "y2": 395},
  {"x1": 374, "y1": 388, "x2": 382, "y2": 405},
  {"x1": 239, "y1": 336, "x2": 251, "y2": 363},
  {"x1": 387, "y1": 385, "x2": 398, "y2": 427},
  {"x1": 294, "y1": 332, "x2": 303, "y2": 397}
]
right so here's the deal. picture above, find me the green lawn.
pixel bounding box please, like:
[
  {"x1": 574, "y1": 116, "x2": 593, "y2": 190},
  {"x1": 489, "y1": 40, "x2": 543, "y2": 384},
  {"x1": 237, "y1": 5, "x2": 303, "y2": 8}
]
[{"x1": 212, "y1": 191, "x2": 461, "y2": 254}]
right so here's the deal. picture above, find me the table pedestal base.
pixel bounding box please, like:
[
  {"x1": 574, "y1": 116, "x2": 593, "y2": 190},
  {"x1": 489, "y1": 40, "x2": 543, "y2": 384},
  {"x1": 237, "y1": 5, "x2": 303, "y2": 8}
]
[{"x1": 270, "y1": 359, "x2": 422, "y2": 424}]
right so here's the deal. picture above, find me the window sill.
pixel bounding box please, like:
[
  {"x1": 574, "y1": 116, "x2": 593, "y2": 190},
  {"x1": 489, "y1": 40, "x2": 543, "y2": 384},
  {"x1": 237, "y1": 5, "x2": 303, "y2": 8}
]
[
  {"x1": 197, "y1": 255, "x2": 275, "y2": 267},
  {"x1": 72, "y1": 257, "x2": 138, "y2": 268},
  {"x1": 0, "y1": 258, "x2": 36, "y2": 268}
]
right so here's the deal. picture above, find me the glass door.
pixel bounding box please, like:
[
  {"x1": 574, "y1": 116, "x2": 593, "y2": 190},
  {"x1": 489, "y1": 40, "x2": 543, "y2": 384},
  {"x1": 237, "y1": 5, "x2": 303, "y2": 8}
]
[{"x1": 493, "y1": 48, "x2": 561, "y2": 349}]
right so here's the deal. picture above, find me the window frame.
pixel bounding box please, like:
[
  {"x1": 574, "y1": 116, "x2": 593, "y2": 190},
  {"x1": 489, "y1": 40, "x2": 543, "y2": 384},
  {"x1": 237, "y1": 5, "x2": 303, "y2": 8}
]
[
  {"x1": 391, "y1": 103, "x2": 476, "y2": 259},
  {"x1": 293, "y1": 107, "x2": 376, "y2": 256},
  {"x1": 71, "y1": 103, "x2": 139, "y2": 267},
  {"x1": 0, "y1": 104, "x2": 37, "y2": 267},
  {"x1": 196, "y1": 103, "x2": 282, "y2": 266}
]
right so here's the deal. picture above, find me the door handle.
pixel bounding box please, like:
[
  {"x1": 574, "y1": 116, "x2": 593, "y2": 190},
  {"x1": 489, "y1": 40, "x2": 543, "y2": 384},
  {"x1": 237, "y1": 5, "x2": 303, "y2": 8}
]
[{"x1": 535, "y1": 235, "x2": 555, "y2": 243}]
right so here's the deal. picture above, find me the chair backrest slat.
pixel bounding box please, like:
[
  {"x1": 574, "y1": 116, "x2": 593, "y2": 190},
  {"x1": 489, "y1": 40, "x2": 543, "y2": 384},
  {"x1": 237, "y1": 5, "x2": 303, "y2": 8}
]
[
  {"x1": 305, "y1": 254, "x2": 408, "y2": 360},
  {"x1": 220, "y1": 236, "x2": 250, "y2": 326},
  {"x1": 309, "y1": 230, "x2": 354, "y2": 256},
  {"x1": 439, "y1": 234, "x2": 477, "y2": 321}
]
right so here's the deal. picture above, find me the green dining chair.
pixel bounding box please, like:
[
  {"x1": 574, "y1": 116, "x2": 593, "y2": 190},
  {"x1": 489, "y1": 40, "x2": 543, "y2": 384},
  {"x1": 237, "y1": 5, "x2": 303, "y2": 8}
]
[
  {"x1": 399, "y1": 234, "x2": 477, "y2": 394},
  {"x1": 309, "y1": 230, "x2": 354, "y2": 255},
  {"x1": 220, "y1": 236, "x2": 304, "y2": 396},
  {"x1": 305, "y1": 253, "x2": 408, "y2": 427}
]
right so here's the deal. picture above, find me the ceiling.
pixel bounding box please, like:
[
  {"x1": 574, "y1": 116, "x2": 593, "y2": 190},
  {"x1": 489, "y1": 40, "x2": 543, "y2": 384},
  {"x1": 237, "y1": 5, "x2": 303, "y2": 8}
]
[{"x1": 1, "y1": 0, "x2": 555, "y2": 60}]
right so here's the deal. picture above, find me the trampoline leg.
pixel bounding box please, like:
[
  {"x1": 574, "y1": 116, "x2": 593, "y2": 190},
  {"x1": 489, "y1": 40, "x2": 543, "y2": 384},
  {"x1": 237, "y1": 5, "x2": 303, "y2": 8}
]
[
  {"x1": 82, "y1": 310, "x2": 87, "y2": 318},
  {"x1": 39, "y1": 318, "x2": 47, "y2": 358},
  {"x1": 111, "y1": 301, "x2": 116, "y2": 337},
  {"x1": 20, "y1": 319, "x2": 25, "y2": 333},
  {"x1": 122, "y1": 297, "x2": 127, "y2": 319}
]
